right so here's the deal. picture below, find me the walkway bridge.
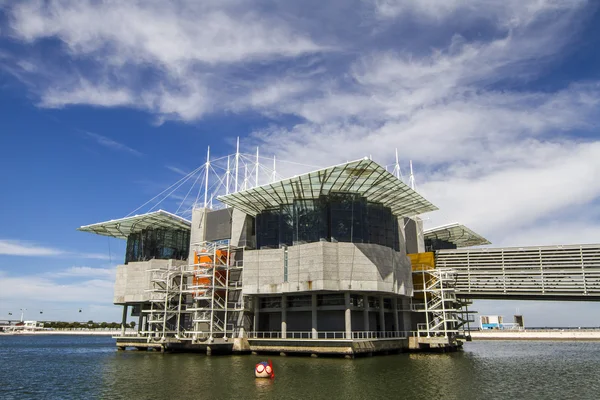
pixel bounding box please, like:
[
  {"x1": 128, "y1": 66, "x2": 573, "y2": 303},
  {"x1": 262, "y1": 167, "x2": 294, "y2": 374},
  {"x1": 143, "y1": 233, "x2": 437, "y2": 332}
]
[{"x1": 434, "y1": 244, "x2": 600, "y2": 301}]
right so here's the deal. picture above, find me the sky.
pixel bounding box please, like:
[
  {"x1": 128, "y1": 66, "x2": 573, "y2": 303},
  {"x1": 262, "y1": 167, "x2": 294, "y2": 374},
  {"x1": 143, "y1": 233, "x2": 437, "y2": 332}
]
[{"x1": 1, "y1": 0, "x2": 600, "y2": 326}]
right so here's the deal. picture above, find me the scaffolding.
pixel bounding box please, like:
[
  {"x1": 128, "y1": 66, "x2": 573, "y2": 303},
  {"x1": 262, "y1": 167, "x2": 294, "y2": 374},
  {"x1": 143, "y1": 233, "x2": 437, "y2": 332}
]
[
  {"x1": 143, "y1": 240, "x2": 245, "y2": 344},
  {"x1": 412, "y1": 267, "x2": 474, "y2": 343}
]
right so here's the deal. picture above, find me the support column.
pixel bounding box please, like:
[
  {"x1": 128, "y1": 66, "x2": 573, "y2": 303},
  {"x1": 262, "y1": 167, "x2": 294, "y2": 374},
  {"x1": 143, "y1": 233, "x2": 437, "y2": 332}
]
[
  {"x1": 379, "y1": 296, "x2": 385, "y2": 335},
  {"x1": 363, "y1": 294, "x2": 370, "y2": 334},
  {"x1": 120, "y1": 304, "x2": 128, "y2": 337},
  {"x1": 311, "y1": 294, "x2": 318, "y2": 339},
  {"x1": 345, "y1": 292, "x2": 352, "y2": 340},
  {"x1": 138, "y1": 309, "x2": 143, "y2": 334},
  {"x1": 281, "y1": 295, "x2": 287, "y2": 339},
  {"x1": 253, "y1": 296, "x2": 260, "y2": 337},
  {"x1": 393, "y1": 297, "x2": 400, "y2": 336},
  {"x1": 402, "y1": 298, "x2": 412, "y2": 335}
]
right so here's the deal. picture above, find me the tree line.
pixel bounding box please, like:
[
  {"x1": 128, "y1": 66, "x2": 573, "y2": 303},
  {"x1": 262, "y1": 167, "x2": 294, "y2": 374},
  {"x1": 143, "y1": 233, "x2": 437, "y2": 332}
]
[{"x1": 42, "y1": 320, "x2": 136, "y2": 329}]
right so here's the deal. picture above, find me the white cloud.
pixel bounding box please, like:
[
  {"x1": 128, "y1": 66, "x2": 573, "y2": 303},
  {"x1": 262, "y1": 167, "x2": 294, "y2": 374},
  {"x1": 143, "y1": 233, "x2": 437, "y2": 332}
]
[
  {"x1": 41, "y1": 79, "x2": 134, "y2": 108},
  {"x1": 165, "y1": 165, "x2": 189, "y2": 176},
  {"x1": 3, "y1": 0, "x2": 329, "y2": 121},
  {"x1": 9, "y1": 1, "x2": 326, "y2": 65},
  {"x1": 0, "y1": 270, "x2": 113, "y2": 304},
  {"x1": 371, "y1": 0, "x2": 588, "y2": 23},
  {"x1": 0, "y1": 269, "x2": 120, "y2": 322},
  {"x1": 0, "y1": 239, "x2": 110, "y2": 260},
  {"x1": 0, "y1": 239, "x2": 65, "y2": 256},
  {"x1": 82, "y1": 131, "x2": 143, "y2": 157},
  {"x1": 45, "y1": 266, "x2": 116, "y2": 280}
]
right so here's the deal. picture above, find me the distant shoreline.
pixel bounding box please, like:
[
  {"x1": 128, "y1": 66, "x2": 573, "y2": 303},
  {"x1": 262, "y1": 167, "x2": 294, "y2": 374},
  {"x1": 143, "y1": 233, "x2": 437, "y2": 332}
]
[
  {"x1": 470, "y1": 330, "x2": 600, "y2": 341},
  {"x1": 0, "y1": 330, "x2": 132, "y2": 336}
]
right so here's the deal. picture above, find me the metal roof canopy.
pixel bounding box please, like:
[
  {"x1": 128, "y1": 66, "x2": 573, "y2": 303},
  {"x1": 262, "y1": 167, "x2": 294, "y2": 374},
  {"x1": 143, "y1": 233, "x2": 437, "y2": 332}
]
[
  {"x1": 218, "y1": 158, "x2": 438, "y2": 217},
  {"x1": 424, "y1": 223, "x2": 491, "y2": 248},
  {"x1": 78, "y1": 210, "x2": 191, "y2": 239}
]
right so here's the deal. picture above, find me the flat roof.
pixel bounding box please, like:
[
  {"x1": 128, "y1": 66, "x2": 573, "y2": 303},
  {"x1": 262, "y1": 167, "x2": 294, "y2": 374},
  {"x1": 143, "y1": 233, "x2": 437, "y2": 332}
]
[
  {"x1": 218, "y1": 158, "x2": 438, "y2": 217},
  {"x1": 424, "y1": 223, "x2": 491, "y2": 247},
  {"x1": 78, "y1": 210, "x2": 191, "y2": 239}
]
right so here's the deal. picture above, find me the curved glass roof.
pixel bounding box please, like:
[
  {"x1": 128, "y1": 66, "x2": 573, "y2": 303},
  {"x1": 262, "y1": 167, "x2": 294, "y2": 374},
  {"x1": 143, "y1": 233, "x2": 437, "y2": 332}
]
[
  {"x1": 218, "y1": 158, "x2": 438, "y2": 217},
  {"x1": 78, "y1": 210, "x2": 191, "y2": 239},
  {"x1": 424, "y1": 223, "x2": 491, "y2": 247}
]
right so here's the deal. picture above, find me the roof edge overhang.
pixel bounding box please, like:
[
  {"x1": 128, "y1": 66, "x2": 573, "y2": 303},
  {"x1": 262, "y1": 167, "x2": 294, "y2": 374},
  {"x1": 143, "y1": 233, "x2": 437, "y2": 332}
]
[
  {"x1": 78, "y1": 209, "x2": 191, "y2": 239},
  {"x1": 217, "y1": 158, "x2": 438, "y2": 218},
  {"x1": 424, "y1": 222, "x2": 491, "y2": 248}
]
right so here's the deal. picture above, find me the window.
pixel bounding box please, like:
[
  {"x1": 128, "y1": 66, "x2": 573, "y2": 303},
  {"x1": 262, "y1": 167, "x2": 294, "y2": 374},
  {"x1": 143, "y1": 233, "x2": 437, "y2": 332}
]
[
  {"x1": 368, "y1": 296, "x2": 379, "y2": 309},
  {"x1": 260, "y1": 298, "x2": 281, "y2": 309},
  {"x1": 351, "y1": 294, "x2": 364, "y2": 308},
  {"x1": 256, "y1": 209, "x2": 280, "y2": 249},
  {"x1": 383, "y1": 298, "x2": 392, "y2": 309},
  {"x1": 330, "y1": 193, "x2": 365, "y2": 243},
  {"x1": 125, "y1": 229, "x2": 190, "y2": 264},
  {"x1": 253, "y1": 193, "x2": 399, "y2": 250},
  {"x1": 287, "y1": 295, "x2": 311, "y2": 308},
  {"x1": 317, "y1": 294, "x2": 345, "y2": 306},
  {"x1": 293, "y1": 198, "x2": 328, "y2": 244}
]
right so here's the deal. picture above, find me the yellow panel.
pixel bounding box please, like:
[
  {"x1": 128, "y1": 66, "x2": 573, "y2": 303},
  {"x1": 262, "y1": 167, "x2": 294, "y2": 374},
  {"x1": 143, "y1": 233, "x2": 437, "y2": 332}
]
[
  {"x1": 408, "y1": 252, "x2": 436, "y2": 299},
  {"x1": 408, "y1": 252, "x2": 435, "y2": 271}
]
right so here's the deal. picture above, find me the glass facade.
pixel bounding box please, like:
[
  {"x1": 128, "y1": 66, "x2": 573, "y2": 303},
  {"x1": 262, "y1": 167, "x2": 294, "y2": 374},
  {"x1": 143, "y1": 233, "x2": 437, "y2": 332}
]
[
  {"x1": 125, "y1": 228, "x2": 190, "y2": 264},
  {"x1": 425, "y1": 238, "x2": 457, "y2": 252},
  {"x1": 255, "y1": 192, "x2": 400, "y2": 251}
]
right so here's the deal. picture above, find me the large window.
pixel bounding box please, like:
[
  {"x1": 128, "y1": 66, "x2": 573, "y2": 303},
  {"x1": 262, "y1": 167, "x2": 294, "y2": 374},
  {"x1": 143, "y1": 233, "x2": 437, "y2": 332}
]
[
  {"x1": 256, "y1": 209, "x2": 280, "y2": 248},
  {"x1": 294, "y1": 198, "x2": 328, "y2": 244},
  {"x1": 255, "y1": 192, "x2": 400, "y2": 250},
  {"x1": 330, "y1": 193, "x2": 365, "y2": 243},
  {"x1": 125, "y1": 229, "x2": 190, "y2": 264}
]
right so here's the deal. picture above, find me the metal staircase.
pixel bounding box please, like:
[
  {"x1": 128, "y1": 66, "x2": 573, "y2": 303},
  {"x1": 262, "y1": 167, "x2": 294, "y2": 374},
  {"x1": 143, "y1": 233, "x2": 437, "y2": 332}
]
[
  {"x1": 412, "y1": 267, "x2": 474, "y2": 344},
  {"x1": 142, "y1": 241, "x2": 244, "y2": 344},
  {"x1": 185, "y1": 240, "x2": 245, "y2": 343}
]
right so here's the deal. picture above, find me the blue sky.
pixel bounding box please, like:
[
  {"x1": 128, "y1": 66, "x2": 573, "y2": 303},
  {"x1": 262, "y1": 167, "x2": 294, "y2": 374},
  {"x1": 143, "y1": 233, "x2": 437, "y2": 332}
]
[{"x1": 1, "y1": 0, "x2": 600, "y2": 325}]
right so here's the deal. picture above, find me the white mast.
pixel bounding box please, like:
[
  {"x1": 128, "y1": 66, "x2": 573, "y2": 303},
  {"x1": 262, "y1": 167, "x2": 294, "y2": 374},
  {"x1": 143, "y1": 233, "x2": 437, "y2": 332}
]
[
  {"x1": 225, "y1": 155, "x2": 230, "y2": 195},
  {"x1": 243, "y1": 162, "x2": 248, "y2": 191},
  {"x1": 271, "y1": 155, "x2": 277, "y2": 183},
  {"x1": 409, "y1": 160, "x2": 416, "y2": 190},
  {"x1": 255, "y1": 147, "x2": 260, "y2": 188},
  {"x1": 203, "y1": 146, "x2": 210, "y2": 207},
  {"x1": 393, "y1": 148, "x2": 403, "y2": 181},
  {"x1": 234, "y1": 137, "x2": 240, "y2": 193}
]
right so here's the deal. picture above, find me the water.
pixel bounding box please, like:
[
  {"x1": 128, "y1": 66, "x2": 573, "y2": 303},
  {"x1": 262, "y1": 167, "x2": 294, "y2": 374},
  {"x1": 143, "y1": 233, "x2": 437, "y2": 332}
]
[{"x1": 1, "y1": 336, "x2": 599, "y2": 399}]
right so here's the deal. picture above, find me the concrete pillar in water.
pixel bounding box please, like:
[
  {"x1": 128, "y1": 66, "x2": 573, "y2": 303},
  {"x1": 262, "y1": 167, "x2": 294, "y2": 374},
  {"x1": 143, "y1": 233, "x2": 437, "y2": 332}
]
[
  {"x1": 344, "y1": 292, "x2": 352, "y2": 340},
  {"x1": 281, "y1": 295, "x2": 287, "y2": 339},
  {"x1": 393, "y1": 297, "x2": 400, "y2": 336},
  {"x1": 363, "y1": 294, "x2": 370, "y2": 334},
  {"x1": 379, "y1": 296, "x2": 385, "y2": 336},
  {"x1": 311, "y1": 293, "x2": 318, "y2": 339},
  {"x1": 120, "y1": 304, "x2": 128, "y2": 337}
]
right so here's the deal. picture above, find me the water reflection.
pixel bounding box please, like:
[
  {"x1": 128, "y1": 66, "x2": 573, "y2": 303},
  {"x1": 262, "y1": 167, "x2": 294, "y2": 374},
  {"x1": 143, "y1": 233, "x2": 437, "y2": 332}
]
[{"x1": 3, "y1": 337, "x2": 600, "y2": 400}]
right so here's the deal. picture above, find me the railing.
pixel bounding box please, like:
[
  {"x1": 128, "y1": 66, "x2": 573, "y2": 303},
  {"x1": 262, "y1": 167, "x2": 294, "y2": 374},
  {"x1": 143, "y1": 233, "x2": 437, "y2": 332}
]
[{"x1": 247, "y1": 331, "x2": 410, "y2": 340}]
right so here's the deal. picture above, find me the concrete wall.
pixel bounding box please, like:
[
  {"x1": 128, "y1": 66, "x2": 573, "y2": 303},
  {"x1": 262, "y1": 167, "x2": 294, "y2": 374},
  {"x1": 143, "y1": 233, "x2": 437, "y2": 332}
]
[
  {"x1": 113, "y1": 259, "x2": 187, "y2": 304},
  {"x1": 230, "y1": 209, "x2": 254, "y2": 248},
  {"x1": 242, "y1": 241, "x2": 413, "y2": 296},
  {"x1": 188, "y1": 207, "x2": 208, "y2": 260},
  {"x1": 205, "y1": 208, "x2": 232, "y2": 241}
]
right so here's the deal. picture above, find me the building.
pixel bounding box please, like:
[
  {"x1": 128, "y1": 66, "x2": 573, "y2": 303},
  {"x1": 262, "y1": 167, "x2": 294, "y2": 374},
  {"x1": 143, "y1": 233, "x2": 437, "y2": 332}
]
[
  {"x1": 79, "y1": 155, "x2": 488, "y2": 356},
  {"x1": 480, "y1": 315, "x2": 524, "y2": 330}
]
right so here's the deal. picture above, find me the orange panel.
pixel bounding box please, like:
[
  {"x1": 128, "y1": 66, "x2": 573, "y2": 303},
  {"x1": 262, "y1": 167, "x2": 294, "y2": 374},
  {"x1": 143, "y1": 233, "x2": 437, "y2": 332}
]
[{"x1": 408, "y1": 252, "x2": 435, "y2": 271}]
